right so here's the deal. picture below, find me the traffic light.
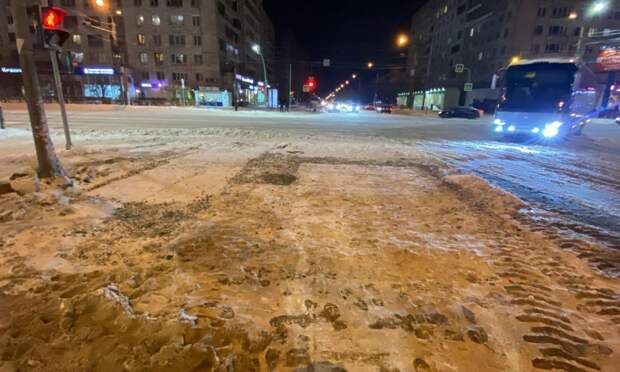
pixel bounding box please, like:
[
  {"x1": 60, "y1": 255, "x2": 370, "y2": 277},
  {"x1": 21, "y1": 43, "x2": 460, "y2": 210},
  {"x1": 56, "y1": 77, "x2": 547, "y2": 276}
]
[
  {"x1": 306, "y1": 76, "x2": 317, "y2": 92},
  {"x1": 40, "y1": 7, "x2": 70, "y2": 48}
]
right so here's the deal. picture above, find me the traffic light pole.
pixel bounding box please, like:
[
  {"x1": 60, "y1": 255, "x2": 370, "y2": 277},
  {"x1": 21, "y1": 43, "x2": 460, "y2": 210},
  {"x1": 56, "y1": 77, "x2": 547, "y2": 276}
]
[
  {"x1": 11, "y1": 0, "x2": 67, "y2": 179},
  {"x1": 49, "y1": 48, "x2": 72, "y2": 149}
]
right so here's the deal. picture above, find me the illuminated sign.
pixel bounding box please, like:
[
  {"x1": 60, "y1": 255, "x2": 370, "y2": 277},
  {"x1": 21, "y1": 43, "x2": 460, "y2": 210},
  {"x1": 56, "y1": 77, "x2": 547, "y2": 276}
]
[
  {"x1": 596, "y1": 47, "x2": 620, "y2": 72},
  {"x1": 1, "y1": 67, "x2": 22, "y2": 74},
  {"x1": 141, "y1": 82, "x2": 153, "y2": 88},
  {"x1": 82, "y1": 67, "x2": 115, "y2": 75},
  {"x1": 235, "y1": 74, "x2": 254, "y2": 84}
]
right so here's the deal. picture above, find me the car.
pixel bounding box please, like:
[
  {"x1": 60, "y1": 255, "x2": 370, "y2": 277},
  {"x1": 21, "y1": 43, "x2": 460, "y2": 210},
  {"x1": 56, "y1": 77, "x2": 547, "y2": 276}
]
[
  {"x1": 363, "y1": 104, "x2": 376, "y2": 111},
  {"x1": 616, "y1": 117, "x2": 620, "y2": 125},
  {"x1": 376, "y1": 104, "x2": 392, "y2": 114},
  {"x1": 326, "y1": 102, "x2": 360, "y2": 113},
  {"x1": 439, "y1": 106, "x2": 481, "y2": 119}
]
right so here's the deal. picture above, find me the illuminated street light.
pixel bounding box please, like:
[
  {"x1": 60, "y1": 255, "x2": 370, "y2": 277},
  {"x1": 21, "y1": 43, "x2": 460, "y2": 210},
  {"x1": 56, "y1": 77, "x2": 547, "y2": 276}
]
[
  {"x1": 345, "y1": 80, "x2": 350, "y2": 85},
  {"x1": 116, "y1": 9, "x2": 123, "y2": 15},
  {"x1": 252, "y1": 44, "x2": 261, "y2": 54},
  {"x1": 510, "y1": 56, "x2": 521, "y2": 64},
  {"x1": 569, "y1": 11, "x2": 578, "y2": 19},
  {"x1": 591, "y1": 1, "x2": 609, "y2": 14},
  {"x1": 352, "y1": 74, "x2": 357, "y2": 79},
  {"x1": 396, "y1": 33, "x2": 409, "y2": 47},
  {"x1": 367, "y1": 62, "x2": 374, "y2": 69}
]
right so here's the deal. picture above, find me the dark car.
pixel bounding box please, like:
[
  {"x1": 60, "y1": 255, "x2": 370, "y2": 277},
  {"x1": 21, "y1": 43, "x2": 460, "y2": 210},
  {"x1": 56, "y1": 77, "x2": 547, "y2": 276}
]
[
  {"x1": 439, "y1": 106, "x2": 481, "y2": 119},
  {"x1": 376, "y1": 104, "x2": 392, "y2": 114}
]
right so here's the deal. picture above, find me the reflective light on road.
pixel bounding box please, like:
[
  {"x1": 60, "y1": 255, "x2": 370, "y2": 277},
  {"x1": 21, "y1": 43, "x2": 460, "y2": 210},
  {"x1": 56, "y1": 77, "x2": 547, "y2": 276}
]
[{"x1": 508, "y1": 125, "x2": 516, "y2": 132}]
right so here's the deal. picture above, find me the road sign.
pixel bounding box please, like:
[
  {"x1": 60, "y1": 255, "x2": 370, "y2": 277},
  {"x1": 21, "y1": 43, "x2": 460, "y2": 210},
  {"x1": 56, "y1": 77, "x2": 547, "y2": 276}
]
[
  {"x1": 323, "y1": 59, "x2": 330, "y2": 67},
  {"x1": 455, "y1": 64, "x2": 465, "y2": 73},
  {"x1": 303, "y1": 85, "x2": 310, "y2": 93},
  {"x1": 464, "y1": 83, "x2": 473, "y2": 92}
]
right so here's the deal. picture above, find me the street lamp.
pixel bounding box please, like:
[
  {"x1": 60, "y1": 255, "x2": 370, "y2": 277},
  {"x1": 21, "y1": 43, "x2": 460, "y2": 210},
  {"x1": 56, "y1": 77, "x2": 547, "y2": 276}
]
[
  {"x1": 591, "y1": 1, "x2": 609, "y2": 15},
  {"x1": 396, "y1": 33, "x2": 410, "y2": 48},
  {"x1": 352, "y1": 74, "x2": 357, "y2": 79},
  {"x1": 252, "y1": 43, "x2": 269, "y2": 106},
  {"x1": 95, "y1": 0, "x2": 105, "y2": 6},
  {"x1": 367, "y1": 61, "x2": 374, "y2": 69}
]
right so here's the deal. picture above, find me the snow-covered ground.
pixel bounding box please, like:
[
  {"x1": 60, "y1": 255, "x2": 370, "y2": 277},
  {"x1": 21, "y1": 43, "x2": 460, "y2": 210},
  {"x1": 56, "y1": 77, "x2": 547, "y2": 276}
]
[{"x1": 1, "y1": 105, "x2": 619, "y2": 371}]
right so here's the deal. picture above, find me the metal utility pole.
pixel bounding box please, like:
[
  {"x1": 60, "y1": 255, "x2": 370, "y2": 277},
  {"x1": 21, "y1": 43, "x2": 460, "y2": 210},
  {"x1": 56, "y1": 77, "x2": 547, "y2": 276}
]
[
  {"x1": 0, "y1": 106, "x2": 5, "y2": 130},
  {"x1": 12, "y1": 0, "x2": 67, "y2": 179},
  {"x1": 288, "y1": 63, "x2": 292, "y2": 110},
  {"x1": 49, "y1": 49, "x2": 72, "y2": 149}
]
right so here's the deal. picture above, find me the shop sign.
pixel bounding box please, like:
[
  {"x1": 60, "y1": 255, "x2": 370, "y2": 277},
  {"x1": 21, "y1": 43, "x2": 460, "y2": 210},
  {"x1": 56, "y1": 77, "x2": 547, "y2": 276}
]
[
  {"x1": 235, "y1": 74, "x2": 254, "y2": 84},
  {"x1": 596, "y1": 47, "x2": 620, "y2": 72},
  {"x1": 1, "y1": 67, "x2": 22, "y2": 74},
  {"x1": 82, "y1": 66, "x2": 115, "y2": 75}
]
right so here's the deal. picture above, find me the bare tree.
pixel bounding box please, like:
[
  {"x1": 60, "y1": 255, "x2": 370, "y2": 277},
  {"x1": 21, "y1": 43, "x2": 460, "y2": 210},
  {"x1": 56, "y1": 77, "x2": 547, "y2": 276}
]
[{"x1": 12, "y1": 1, "x2": 67, "y2": 179}]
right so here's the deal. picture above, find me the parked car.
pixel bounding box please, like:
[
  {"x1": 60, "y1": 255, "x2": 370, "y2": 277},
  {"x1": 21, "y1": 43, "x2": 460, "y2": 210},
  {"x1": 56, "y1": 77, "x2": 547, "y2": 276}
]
[
  {"x1": 376, "y1": 104, "x2": 392, "y2": 114},
  {"x1": 438, "y1": 106, "x2": 481, "y2": 119}
]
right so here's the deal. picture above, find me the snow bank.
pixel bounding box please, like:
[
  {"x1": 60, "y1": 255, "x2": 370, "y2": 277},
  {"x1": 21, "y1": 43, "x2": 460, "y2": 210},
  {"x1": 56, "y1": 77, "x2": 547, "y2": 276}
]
[
  {"x1": 0, "y1": 128, "x2": 29, "y2": 139},
  {"x1": 443, "y1": 174, "x2": 525, "y2": 216}
]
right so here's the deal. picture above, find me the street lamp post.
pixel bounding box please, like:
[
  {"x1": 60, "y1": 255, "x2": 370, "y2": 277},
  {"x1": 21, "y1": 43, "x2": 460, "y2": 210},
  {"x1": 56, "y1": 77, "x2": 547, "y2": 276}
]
[{"x1": 252, "y1": 44, "x2": 269, "y2": 107}]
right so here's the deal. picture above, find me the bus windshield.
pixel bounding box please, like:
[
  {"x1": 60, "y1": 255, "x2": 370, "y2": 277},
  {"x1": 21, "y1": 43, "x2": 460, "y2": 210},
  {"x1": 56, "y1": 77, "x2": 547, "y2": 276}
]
[{"x1": 500, "y1": 63, "x2": 578, "y2": 113}]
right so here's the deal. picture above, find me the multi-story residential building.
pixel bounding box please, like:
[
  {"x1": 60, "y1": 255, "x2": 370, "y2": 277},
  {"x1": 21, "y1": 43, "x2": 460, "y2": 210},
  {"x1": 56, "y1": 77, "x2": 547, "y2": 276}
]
[
  {"x1": 407, "y1": 0, "x2": 620, "y2": 108},
  {"x1": 0, "y1": 0, "x2": 275, "y2": 104}
]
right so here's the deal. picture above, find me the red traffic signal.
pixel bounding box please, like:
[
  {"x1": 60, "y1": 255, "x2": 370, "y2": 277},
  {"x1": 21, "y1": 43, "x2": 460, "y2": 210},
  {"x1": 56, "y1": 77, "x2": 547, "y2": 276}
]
[
  {"x1": 306, "y1": 76, "x2": 317, "y2": 91},
  {"x1": 41, "y1": 7, "x2": 66, "y2": 30}
]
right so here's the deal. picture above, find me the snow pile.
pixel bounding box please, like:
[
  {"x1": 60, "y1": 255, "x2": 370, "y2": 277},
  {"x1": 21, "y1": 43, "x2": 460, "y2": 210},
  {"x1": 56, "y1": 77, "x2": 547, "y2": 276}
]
[
  {"x1": 0, "y1": 128, "x2": 29, "y2": 139},
  {"x1": 443, "y1": 174, "x2": 525, "y2": 216}
]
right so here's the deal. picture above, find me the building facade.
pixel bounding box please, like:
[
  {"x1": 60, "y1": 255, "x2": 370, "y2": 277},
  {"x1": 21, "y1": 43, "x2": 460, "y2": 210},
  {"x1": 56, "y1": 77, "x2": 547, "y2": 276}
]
[
  {"x1": 408, "y1": 0, "x2": 620, "y2": 108},
  {"x1": 0, "y1": 0, "x2": 275, "y2": 105}
]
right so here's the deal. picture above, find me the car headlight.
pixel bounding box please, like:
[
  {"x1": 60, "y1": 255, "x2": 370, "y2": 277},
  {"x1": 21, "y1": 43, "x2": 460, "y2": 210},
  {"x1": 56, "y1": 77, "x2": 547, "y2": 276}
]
[
  {"x1": 493, "y1": 118, "x2": 506, "y2": 126},
  {"x1": 508, "y1": 125, "x2": 516, "y2": 132},
  {"x1": 549, "y1": 121, "x2": 563, "y2": 129},
  {"x1": 355, "y1": 105, "x2": 361, "y2": 111},
  {"x1": 543, "y1": 127, "x2": 559, "y2": 138},
  {"x1": 328, "y1": 104, "x2": 335, "y2": 110}
]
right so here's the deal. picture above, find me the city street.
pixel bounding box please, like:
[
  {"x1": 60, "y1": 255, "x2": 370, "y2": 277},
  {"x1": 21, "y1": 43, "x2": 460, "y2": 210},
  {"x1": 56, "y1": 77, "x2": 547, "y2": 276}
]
[{"x1": 1, "y1": 106, "x2": 619, "y2": 371}]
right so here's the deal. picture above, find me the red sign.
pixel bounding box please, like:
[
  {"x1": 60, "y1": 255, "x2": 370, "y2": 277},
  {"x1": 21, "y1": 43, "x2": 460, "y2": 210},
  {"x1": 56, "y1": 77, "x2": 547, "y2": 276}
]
[{"x1": 596, "y1": 47, "x2": 620, "y2": 72}]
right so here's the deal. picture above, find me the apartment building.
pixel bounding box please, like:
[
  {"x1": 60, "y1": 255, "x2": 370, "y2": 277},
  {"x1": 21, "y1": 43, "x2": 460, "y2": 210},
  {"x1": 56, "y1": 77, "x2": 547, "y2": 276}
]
[
  {"x1": 408, "y1": 0, "x2": 620, "y2": 99},
  {"x1": 0, "y1": 0, "x2": 275, "y2": 104}
]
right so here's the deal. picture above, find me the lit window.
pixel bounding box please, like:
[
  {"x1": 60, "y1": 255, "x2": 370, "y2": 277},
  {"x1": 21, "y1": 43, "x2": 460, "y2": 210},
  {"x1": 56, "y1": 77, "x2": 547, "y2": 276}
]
[
  {"x1": 137, "y1": 15, "x2": 145, "y2": 26},
  {"x1": 137, "y1": 33, "x2": 146, "y2": 45},
  {"x1": 470, "y1": 28, "x2": 475, "y2": 37},
  {"x1": 169, "y1": 15, "x2": 184, "y2": 26},
  {"x1": 152, "y1": 15, "x2": 161, "y2": 26},
  {"x1": 139, "y1": 52, "x2": 148, "y2": 64},
  {"x1": 154, "y1": 52, "x2": 164, "y2": 64},
  {"x1": 72, "y1": 34, "x2": 81, "y2": 45}
]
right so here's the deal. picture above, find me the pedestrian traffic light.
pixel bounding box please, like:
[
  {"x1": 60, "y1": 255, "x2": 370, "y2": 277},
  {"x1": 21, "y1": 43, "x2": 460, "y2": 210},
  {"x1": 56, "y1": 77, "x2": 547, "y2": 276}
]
[{"x1": 40, "y1": 7, "x2": 70, "y2": 48}]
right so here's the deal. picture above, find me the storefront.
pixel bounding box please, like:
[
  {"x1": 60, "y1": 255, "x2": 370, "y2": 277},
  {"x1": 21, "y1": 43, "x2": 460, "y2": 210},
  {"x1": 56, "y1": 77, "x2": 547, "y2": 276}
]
[
  {"x1": 396, "y1": 92, "x2": 410, "y2": 108},
  {"x1": 411, "y1": 87, "x2": 460, "y2": 111},
  {"x1": 235, "y1": 74, "x2": 272, "y2": 106},
  {"x1": 78, "y1": 66, "x2": 122, "y2": 101}
]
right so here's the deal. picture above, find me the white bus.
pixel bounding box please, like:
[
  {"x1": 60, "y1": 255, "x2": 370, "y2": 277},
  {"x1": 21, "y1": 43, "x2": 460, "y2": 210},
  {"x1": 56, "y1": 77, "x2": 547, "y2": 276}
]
[{"x1": 493, "y1": 59, "x2": 599, "y2": 139}]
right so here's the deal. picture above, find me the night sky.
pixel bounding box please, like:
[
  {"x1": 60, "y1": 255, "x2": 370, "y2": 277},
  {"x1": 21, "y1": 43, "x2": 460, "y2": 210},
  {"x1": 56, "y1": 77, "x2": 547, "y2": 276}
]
[{"x1": 263, "y1": 0, "x2": 424, "y2": 100}]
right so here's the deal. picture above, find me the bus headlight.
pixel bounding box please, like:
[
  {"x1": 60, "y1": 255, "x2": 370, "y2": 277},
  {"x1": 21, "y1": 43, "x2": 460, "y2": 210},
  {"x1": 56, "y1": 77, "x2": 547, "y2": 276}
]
[
  {"x1": 493, "y1": 118, "x2": 506, "y2": 126},
  {"x1": 543, "y1": 121, "x2": 562, "y2": 138}
]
